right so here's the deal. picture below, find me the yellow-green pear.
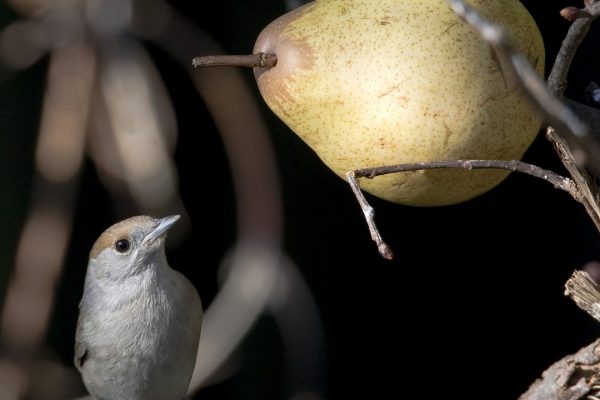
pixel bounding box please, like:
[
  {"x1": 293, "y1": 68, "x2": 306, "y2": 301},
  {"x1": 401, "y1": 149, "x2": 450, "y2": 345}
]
[{"x1": 253, "y1": 0, "x2": 544, "y2": 206}]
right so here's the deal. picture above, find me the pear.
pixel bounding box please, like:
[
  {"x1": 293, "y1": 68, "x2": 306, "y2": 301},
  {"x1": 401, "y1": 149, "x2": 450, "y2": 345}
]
[{"x1": 252, "y1": 0, "x2": 544, "y2": 206}]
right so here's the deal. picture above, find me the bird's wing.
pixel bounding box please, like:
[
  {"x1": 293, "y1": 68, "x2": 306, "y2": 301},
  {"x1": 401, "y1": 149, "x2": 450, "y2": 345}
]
[{"x1": 74, "y1": 313, "x2": 89, "y2": 370}]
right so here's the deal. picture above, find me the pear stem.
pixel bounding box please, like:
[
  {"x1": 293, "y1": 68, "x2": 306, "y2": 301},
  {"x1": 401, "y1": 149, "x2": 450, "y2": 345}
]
[
  {"x1": 348, "y1": 159, "x2": 580, "y2": 260},
  {"x1": 192, "y1": 53, "x2": 277, "y2": 69}
]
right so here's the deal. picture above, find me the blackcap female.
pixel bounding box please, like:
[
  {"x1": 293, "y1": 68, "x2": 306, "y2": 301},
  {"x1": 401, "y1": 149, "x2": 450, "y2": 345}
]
[{"x1": 75, "y1": 215, "x2": 202, "y2": 400}]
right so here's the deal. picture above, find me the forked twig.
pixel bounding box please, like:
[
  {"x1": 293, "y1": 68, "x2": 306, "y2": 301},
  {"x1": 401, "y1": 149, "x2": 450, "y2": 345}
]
[
  {"x1": 348, "y1": 160, "x2": 578, "y2": 258},
  {"x1": 346, "y1": 171, "x2": 393, "y2": 260}
]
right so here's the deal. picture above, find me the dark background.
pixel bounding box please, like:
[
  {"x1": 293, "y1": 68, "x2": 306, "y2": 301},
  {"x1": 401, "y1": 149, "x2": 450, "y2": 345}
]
[{"x1": 2, "y1": 1, "x2": 600, "y2": 399}]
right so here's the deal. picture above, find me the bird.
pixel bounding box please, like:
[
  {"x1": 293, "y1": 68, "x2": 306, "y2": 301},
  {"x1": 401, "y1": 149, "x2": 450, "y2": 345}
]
[{"x1": 74, "y1": 215, "x2": 202, "y2": 400}]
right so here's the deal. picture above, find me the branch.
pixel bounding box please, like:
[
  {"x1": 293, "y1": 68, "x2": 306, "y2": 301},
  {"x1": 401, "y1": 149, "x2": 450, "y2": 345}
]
[
  {"x1": 348, "y1": 159, "x2": 578, "y2": 258},
  {"x1": 346, "y1": 171, "x2": 393, "y2": 260},
  {"x1": 517, "y1": 338, "x2": 600, "y2": 400},
  {"x1": 545, "y1": 1, "x2": 600, "y2": 241},
  {"x1": 548, "y1": 2, "x2": 600, "y2": 97},
  {"x1": 517, "y1": 270, "x2": 600, "y2": 400},
  {"x1": 139, "y1": 4, "x2": 326, "y2": 397},
  {"x1": 353, "y1": 159, "x2": 576, "y2": 193}
]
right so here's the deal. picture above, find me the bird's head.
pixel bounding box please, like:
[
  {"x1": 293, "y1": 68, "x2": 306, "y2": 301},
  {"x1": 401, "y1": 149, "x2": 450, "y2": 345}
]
[{"x1": 88, "y1": 215, "x2": 180, "y2": 282}]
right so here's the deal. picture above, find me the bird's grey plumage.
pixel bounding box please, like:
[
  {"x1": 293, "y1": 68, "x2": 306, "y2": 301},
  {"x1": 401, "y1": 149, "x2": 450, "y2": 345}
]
[{"x1": 75, "y1": 216, "x2": 202, "y2": 400}]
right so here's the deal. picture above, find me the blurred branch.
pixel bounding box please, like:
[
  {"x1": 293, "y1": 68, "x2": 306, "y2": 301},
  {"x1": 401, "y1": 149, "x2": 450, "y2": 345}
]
[
  {"x1": 449, "y1": 0, "x2": 588, "y2": 140},
  {"x1": 0, "y1": 0, "x2": 325, "y2": 399},
  {"x1": 0, "y1": 38, "x2": 95, "y2": 399},
  {"x1": 134, "y1": 0, "x2": 283, "y2": 244},
  {"x1": 132, "y1": 1, "x2": 326, "y2": 397}
]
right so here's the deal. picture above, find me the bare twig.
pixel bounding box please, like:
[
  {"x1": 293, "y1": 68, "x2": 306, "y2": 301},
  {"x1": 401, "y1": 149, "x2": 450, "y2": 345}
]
[
  {"x1": 546, "y1": 127, "x2": 600, "y2": 232},
  {"x1": 349, "y1": 159, "x2": 579, "y2": 258},
  {"x1": 548, "y1": 2, "x2": 600, "y2": 97},
  {"x1": 346, "y1": 171, "x2": 393, "y2": 260},
  {"x1": 354, "y1": 159, "x2": 577, "y2": 195}
]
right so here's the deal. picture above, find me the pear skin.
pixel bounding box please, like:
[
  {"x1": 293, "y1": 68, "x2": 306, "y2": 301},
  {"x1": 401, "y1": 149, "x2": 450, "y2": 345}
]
[{"x1": 253, "y1": 0, "x2": 544, "y2": 206}]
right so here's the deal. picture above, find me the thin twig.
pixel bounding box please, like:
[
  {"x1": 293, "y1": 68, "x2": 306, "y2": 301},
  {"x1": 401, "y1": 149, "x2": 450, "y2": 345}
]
[
  {"x1": 346, "y1": 171, "x2": 393, "y2": 260},
  {"x1": 548, "y1": 2, "x2": 600, "y2": 96},
  {"x1": 546, "y1": 128, "x2": 600, "y2": 232},
  {"x1": 349, "y1": 159, "x2": 579, "y2": 258},
  {"x1": 354, "y1": 159, "x2": 577, "y2": 195}
]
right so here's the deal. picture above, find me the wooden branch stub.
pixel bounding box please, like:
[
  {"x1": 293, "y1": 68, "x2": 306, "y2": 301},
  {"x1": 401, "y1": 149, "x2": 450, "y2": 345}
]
[
  {"x1": 565, "y1": 270, "x2": 600, "y2": 322},
  {"x1": 519, "y1": 271, "x2": 600, "y2": 400},
  {"x1": 518, "y1": 338, "x2": 600, "y2": 400}
]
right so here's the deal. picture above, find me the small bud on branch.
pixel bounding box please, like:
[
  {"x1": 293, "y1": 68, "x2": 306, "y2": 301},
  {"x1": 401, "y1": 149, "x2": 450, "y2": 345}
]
[{"x1": 560, "y1": 6, "x2": 585, "y2": 21}]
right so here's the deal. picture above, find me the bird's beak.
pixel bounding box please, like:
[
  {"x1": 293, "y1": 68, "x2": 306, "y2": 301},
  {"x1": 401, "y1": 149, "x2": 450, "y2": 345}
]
[{"x1": 143, "y1": 215, "x2": 180, "y2": 246}]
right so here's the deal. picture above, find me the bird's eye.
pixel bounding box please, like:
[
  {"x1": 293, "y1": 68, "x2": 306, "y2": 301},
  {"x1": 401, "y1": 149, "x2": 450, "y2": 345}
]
[{"x1": 114, "y1": 239, "x2": 131, "y2": 253}]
